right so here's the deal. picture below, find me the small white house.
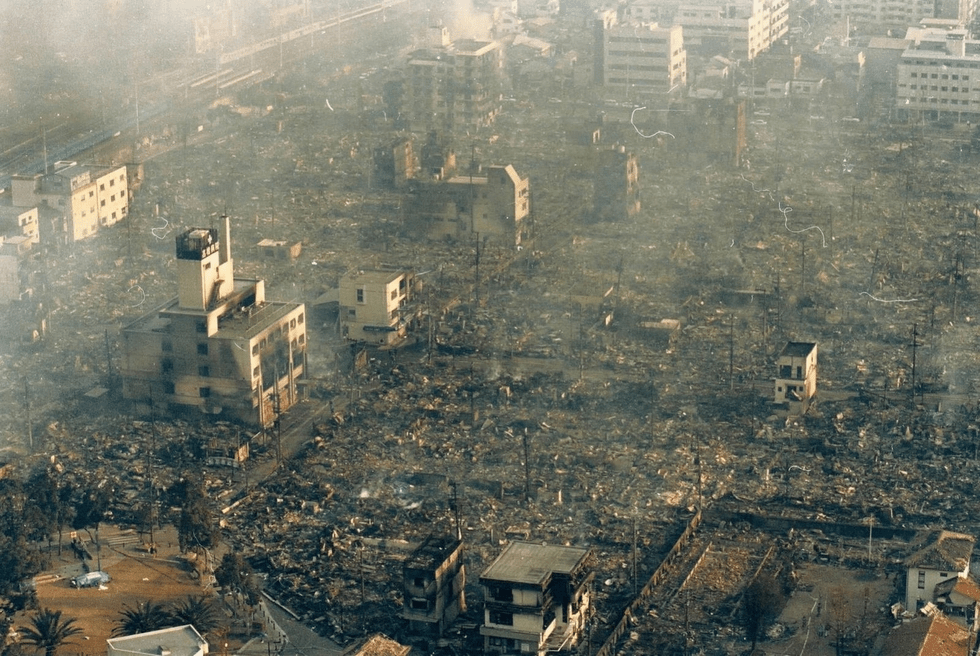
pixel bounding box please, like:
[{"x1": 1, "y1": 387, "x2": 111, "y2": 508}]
[{"x1": 905, "y1": 530, "x2": 975, "y2": 612}]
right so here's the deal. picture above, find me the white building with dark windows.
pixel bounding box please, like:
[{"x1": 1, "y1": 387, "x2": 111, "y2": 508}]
[
  {"x1": 896, "y1": 27, "x2": 980, "y2": 121},
  {"x1": 480, "y1": 542, "x2": 593, "y2": 656},
  {"x1": 598, "y1": 18, "x2": 687, "y2": 98}
]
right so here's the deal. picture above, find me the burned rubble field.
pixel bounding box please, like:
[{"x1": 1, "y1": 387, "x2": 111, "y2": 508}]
[{"x1": 6, "y1": 26, "x2": 980, "y2": 652}]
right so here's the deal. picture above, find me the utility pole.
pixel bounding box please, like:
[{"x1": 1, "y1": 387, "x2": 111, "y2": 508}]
[
  {"x1": 522, "y1": 428, "x2": 531, "y2": 504},
  {"x1": 474, "y1": 233, "x2": 481, "y2": 308},
  {"x1": 910, "y1": 323, "x2": 919, "y2": 408},
  {"x1": 728, "y1": 315, "x2": 735, "y2": 390},
  {"x1": 869, "y1": 247, "x2": 879, "y2": 291},
  {"x1": 105, "y1": 330, "x2": 113, "y2": 388},
  {"x1": 24, "y1": 377, "x2": 33, "y2": 452},
  {"x1": 273, "y1": 363, "x2": 283, "y2": 468},
  {"x1": 449, "y1": 479, "x2": 462, "y2": 540},
  {"x1": 632, "y1": 513, "x2": 638, "y2": 597},
  {"x1": 800, "y1": 236, "x2": 806, "y2": 297}
]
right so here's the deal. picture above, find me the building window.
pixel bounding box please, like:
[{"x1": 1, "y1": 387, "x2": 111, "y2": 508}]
[
  {"x1": 161, "y1": 358, "x2": 173, "y2": 374},
  {"x1": 196, "y1": 321, "x2": 207, "y2": 333},
  {"x1": 298, "y1": 334, "x2": 305, "y2": 344},
  {"x1": 100, "y1": 184, "x2": 105, "y2": 191},
  {"x1": 410, "y1": 598, "x2": 429, "y2": 610},
  {"x1": 348, "y1": 309, "x2": 356, "y2": 318},
  {"x1": 489, "y1": 611, "x2": 513, "y2": 626},
  {"x1": 290, "y1": 318, "x2": 296, "y2": 329},
  {"x1": 253, "y1": 366, "x2": 260, "y2": 377},
  {"x1": 298, "y1": 313, "x2": 304, "y2": 324},
  {"x1": 356, "y1": 288, "x2": 365, "y2": 303},
  {"x1": 199, "y1": 387, "x2": 211, "y2": 398},
  {"x1": 110, "y1": 179, "x2": 115, "y2": 186},
  {"x1": 163, "y1": 382, "x2": 175, "y2": 394},
  {"x1": 197, "y1": 343, "x2": 208, "y2": 355},
  {"x1": 918, "y1": 571, "x2": 926, "y2": 589},
  {"x1": 252, "y1": 344, "x2": 259, "y2": 355},
  {"x1": 198, "y1": 365, "x2": 210, "y2": 377},
  {"x1": 101, "y1": 199, "x2": 106, "y2": 207},
  {"x1": 489, "y1": 586, "x2": 513, "y2": 602},
  {"x1": 161, "y1": 339, "x2": 172, "y2": 352}
]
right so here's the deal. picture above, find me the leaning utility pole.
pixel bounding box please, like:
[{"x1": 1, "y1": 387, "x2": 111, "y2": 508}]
[{"x1": 910, "y1": 323, "x2": 919, "y2": 408}]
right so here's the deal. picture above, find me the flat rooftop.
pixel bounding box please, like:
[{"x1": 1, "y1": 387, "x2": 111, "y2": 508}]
[
  {"x1": 107, "y1": 625, "x2": 206, "y2": 656},
  {"x1": 481, "y1": 542, "x2": 590, "y2": 585}
]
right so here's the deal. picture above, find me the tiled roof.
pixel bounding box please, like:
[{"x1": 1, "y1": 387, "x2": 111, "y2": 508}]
[{"x1": 882, "y1": 612, "x2": 970, "y2": 656}]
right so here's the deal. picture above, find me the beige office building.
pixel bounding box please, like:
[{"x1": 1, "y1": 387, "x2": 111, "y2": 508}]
[{"x1": 121, "y1": 218, "x2": 306, "y2": 427}]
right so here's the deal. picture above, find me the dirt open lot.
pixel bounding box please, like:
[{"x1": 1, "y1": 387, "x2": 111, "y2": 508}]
[
  {"x1": 768, "y1": 563, "x2": 898, "y2": 656},
  {"x1": 14, "y1": 532, "x2": 208, "y2": 656}
]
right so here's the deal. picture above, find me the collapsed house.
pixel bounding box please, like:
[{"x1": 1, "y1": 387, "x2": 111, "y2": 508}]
[
  {"x1": 479, "y1": 542, "x2": 594, "y2": 656},
  {"x1": 121, "y1": 218, "x2": 307, "y2": 427}
]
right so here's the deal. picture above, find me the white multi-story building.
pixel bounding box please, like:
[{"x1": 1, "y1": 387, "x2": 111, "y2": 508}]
[
  {"x1": 11, "y1": 161, "x2": 129, "y2": 244},
  {"x1": 831, "y1": 0, "x2": 942, "y2": 35},
  {"x1": 674, "y1": 0, "x2": 788, "y2": 61},
  {"x1": 896, "y1": 27, "x2": 980, "y2": 121},
  {"x1": 480, "y1": 542, "x2": 593, "y2": 656},
  {"x1": 599, "y1": 20, "x2": 687, "y2": 98}
]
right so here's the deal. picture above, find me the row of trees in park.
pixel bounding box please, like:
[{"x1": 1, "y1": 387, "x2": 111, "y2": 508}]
[{"x1": 0, "y1": 468, "x2": 222, "y2": 600}]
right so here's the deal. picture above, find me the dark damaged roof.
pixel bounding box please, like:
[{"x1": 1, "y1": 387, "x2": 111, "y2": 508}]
[{"x1": 907, "y1": 531, "x2": 975, "y2": 572}]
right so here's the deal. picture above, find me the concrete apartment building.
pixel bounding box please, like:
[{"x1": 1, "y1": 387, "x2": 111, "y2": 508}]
[
  {"x1": 831, "y1": 0, "x2": 945, "y2": 35},
  {"x1": 480, "y1": 542, "x2": 594, "y2": 656},
  {"x1": 896, "y1": 27, "x2": 980, "y2": 121},
  {"x1": 11, "y1": 161, "x2": 129, "y2": 244},
  {"x1": 773, "y1": 341, "x2": 817, "y2": 415},
  {"x1": 674, "y1": 0, "x2": 789, "y2": 61},
  {"x1": 339, "y1": 269, "x2": 417, "y2": 345},
  {"x1": 596, "y1": 17, "x2": 687, "y2": 98},
  {"x1": 401, "y1": 535, "x2": 466, "y2": 636},
  {"x1": 121, "y1": 218, "x2": 307, "y2": 427},
  {"x1": 406, "y1": 164, "x2": 530, "y2": 246},
  {"x1": 404, "y1": 33, "x2": 504, "y2": 132}
]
